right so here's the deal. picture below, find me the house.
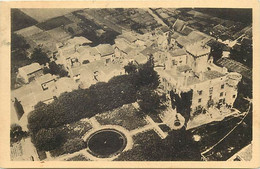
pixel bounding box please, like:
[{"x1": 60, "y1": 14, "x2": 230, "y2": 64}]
[
  {"x1": 35, "y1": 90, "x2": 56, "y2": 104},
  {"x1": 67, "y1": 36, "x2": 92, "y2": 46},
  {"x1": 78, "y1": 46, "x2": 101, "y2": 64},
  {"x1": 166, "y1": 48, "x2": 187, "y2": 68},
  {"x1": 157, "y1": 42, "x2": 241, "y2": 118},
  {"x1": 118, "y1": 31, "x2": 138, "y2": 43},
  {"x1": 95, "y1": 44, "x2": 115, "y2": 64},
  {"x1": 99, "y1": 63, "x2": 125, "y2": 82},
  {"x1": 172, "y1": 19, "x2": 186, "y2": 32},
  {"x1": 36, "y1": 73, "x2": 56, "y2": 91},
  {"x1": 18, "y1": 63, "x2": 43, "y2": 83},
  {"x1": 55, "y1": 77, "x2": 78, "y2": 96},
  {"x1": 114, "y1": 38, "x2": 133, "y2": 58}
]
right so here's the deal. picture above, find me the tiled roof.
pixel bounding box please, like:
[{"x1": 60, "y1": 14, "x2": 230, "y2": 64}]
[
  {"x1": 170, "y1": 48, "x2": 186, "y2": 57},
  {"x1": 185, "y1": 43, "x2": 210, "y2": 57},
  {"x1": 204, "y1": 70, "x2": 225, "y2": 80},
  {"x1": 187, "y1": 31, "x2": 207, "y2": 42},
  {"x1": 160, "y1": 12, "x2": 170, "y2": 19},
  {"x1": 100, "y1": 63, "x2": 123, "y2": 75},
  {"x1": 180, "y1": 26, "x2": 193, "y2": 36},
  {"x1": 140, "y1": 46, "x2": 159, "y2": 56},
  {"x1": 173, "y1": 19, "x2": 185, "y2": 32},
  {"x1": 216, "y1": 58, "x2": 252, "y2": 79},
  {"x1": 177, "y1": 65, "x2": 192, "y2": 72},
  {"x1": 115, "y1": 38, "x2": 133, "y2": 54},
  {"x1": 67, "y1": 36, "x2": 92, "y2": 45},
  {"x1": 19, "y1": 63, "x2": 42, "y2": 75},
  {"x1": 160, "y1": 26, "x2": 170, "y2": 33},
  {"x1": 172, "y1": 32, "x2": 180, "y2": 39},
  {"x1": 96, "y1": 44, "x2": 114, "y2": 57},
  {"x1": 176, "y1": 36, "x2": 191, "y2": 47},
  {"x1": 119, "y1": 32, "x2": 138, "y2": 43},
  {"x1": 36, "y1": 73, "x2": 55, "y2": 84}
]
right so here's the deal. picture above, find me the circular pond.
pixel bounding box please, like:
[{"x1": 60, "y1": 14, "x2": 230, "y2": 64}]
[{"x1": 86, "y1": 129, "x2": 127, "y2": 158}]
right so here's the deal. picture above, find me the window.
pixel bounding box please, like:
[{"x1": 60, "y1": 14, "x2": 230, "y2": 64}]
[
  {"x1": 221, "y1": 84, "x2": 225, "y2": 89},
  {"x1": 198, "y1": 98, "x2": 202, "y2": 103},
  {"x1": 179, "y1": 60, "x2": 182, "y2": 64},
  {"x1": 209, "y1": 87, "x2": 213, "y2": 95},
  {"x1": 220, "y1": 92, "x2": 224, "y2": 97},
  {"x1": 198, "y1": 90, "x2": 203, "y2": 95},
  {"x1": 233, "y1": 95, "x2": 236, "y2": 98},
  {"x1": 106, "y1": 58, "x2": 110, "y2": 64}
]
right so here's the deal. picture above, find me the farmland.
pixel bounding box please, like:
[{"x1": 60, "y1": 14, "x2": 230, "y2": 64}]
[{"x1": 19, "y1": 8, "x2": 83, "y2": 22}]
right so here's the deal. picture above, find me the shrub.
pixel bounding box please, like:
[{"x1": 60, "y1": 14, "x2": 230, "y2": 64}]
[{"x1": 10, "y1": 124, "x2": 27, "y2": 144}]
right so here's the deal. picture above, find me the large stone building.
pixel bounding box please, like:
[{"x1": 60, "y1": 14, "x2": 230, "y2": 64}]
[{"x1": 157, "y1": 41, "x2": 242, "y2": 117}]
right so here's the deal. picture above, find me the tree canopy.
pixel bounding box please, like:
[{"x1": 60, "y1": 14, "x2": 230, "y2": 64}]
[
  {"x1": 10, "y1": 124, "x2": 27, "y2": 144},
  {"x1": 43, "y1": 61, "x2": 68, "y2": 77},
  {"x1": 31, "y1": 48, "x2": 50, "y2": 65},
  {"x1": 124, "y1": 62, "x2": 138, "y2": 74},
  {"x1": 137, "y1": 87, "x2": 161, "y2": 115}
]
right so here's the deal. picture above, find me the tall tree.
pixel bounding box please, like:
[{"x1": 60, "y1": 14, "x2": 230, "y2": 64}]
[
  {"x1": 138, "y1": 87, "x2": 161, "y2": 115},
  {"x1": 137, "y1": 57, "x2": 159, "y2": 89},
  {"x1": 124, "y1": 62, "x2": 137, "y2": 74},
  {"x1": 31, "y1": 48, "x2": 50, "y2": 65}
]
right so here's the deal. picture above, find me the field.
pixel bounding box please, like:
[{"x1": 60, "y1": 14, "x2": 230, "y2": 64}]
[
  {"x1": 11, "y1": 9, "x2": 38, "y2": 32},
  {"x1": 20, "y1": 8, "x2": 83, "y2": 22},
  {"x1": 36, "y1": 16, "x2": 73, "y2": 31}
]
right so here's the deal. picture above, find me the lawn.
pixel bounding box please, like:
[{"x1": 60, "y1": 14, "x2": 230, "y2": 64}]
[
  {"x1": 49, "y1": 119, "x2": 92, "y2": 157},
  {"x1": 95, "y1": 104, "x2": 148, "y2": 131},
  {"x1": 115, "y1": 130, "x2": 161, "y2": 161}
]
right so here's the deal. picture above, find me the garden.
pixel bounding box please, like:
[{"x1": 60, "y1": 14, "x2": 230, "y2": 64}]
[{"x1": 27, "y1": 59, "x2": 163, "y2": 159}]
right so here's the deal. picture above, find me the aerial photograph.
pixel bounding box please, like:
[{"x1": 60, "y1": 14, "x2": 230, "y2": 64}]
[{"x1": 10, "y1": 8, "x2": 252, "y2": 161}]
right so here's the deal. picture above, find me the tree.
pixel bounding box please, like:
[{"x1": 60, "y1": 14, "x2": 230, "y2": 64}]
[
  {"x1": 124, "y1": 62, "x2": 137, "y2": 74},
  {"x1": 208, "y1": 41, "x2": 224, "y2": 63},
  {"x1": 33, "y1": 128, "x2": 65, "y2": 151},
  {"x1": 10, "y1": 124, "x2": 27, "y2": 144},
  {"x1": 44, "y1": 61, "x2": 68, "y2": 77},
  {"x1": 137, "y1": 57, "x2": 159, "y2": 89},
  {"x1": 14, "y1": 97, "x2": 24, "y2": 120},
  {"x1": 67, "y1": 27, "x2": 75, "y2": 35},
  {"x1": 138, "y1": 87, "x2": 161, "y2": 115},
  {"x1": 31, "y1": 48, "x2": 50, "y2": 65},
  {"x1": 170, "y1": 90, "x2": 193, "y2": 124},
  {"x1": 11, "y1": 33, "x2": 30, "y2": 51}
]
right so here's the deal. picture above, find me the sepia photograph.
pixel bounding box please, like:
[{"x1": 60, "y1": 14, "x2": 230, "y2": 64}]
[{"x1": 0, "y1": 0, "x2": 259, "y2": 168}]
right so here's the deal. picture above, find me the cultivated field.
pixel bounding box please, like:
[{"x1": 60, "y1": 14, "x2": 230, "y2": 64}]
[{"x1": 20, "y1": 8, "x2": 83, "y2": 22}]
